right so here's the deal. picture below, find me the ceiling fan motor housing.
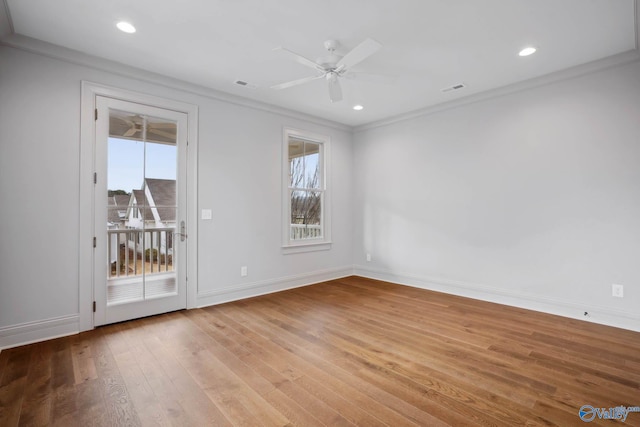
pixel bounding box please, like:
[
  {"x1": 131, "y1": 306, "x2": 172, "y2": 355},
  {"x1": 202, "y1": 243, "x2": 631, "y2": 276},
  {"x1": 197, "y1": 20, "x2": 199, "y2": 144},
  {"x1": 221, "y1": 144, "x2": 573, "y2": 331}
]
[
  {"x1": 317, "y1": 39, "x2": 342, "y2": 70},
  {"x1": 326, "y1": 72, "x2": 338, "y2": 82},
  {"x1": 317, "y1": 54, "x2": 342, "y2": 70},
  {"x1": 323, "y1": 39, "x2": 338, "y2": 52}
]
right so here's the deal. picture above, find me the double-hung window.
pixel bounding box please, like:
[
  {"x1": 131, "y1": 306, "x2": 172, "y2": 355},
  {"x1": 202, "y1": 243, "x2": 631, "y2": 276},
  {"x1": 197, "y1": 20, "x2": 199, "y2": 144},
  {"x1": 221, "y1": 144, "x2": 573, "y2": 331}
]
[{"x1": 282, "y1": 128, "x2": 331, "y2": 252}]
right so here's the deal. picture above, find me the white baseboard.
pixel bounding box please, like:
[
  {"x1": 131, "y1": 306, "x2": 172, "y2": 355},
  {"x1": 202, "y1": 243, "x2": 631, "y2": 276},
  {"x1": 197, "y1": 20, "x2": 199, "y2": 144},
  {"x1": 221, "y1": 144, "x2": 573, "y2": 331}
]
[
  {"x1": 353, "y1": 265, "x2": 640, "y2": 333},
  {"x1": 0, "y1": 314, "x2": 79, "y2": 350},
  {"x1": 196, "y1": 266, "x2": 354, "y2": 308}
]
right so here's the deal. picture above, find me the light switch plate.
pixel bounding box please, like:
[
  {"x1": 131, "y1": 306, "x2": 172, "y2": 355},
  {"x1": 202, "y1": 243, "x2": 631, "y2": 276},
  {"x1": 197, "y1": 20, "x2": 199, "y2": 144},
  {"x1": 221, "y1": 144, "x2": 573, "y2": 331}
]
[{"x1": 201, "y1": 209, "x2": 212, "y2": 220}]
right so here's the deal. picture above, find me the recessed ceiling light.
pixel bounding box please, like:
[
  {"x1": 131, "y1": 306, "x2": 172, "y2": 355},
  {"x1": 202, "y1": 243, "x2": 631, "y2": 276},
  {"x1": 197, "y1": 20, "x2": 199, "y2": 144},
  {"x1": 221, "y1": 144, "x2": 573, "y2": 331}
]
[
  {"x1": 116, "y1": 21, "x2": 136, "y2": 34},
  {"x1": 353, "y1": 105, "x2": 364, "y2": 111},
  {"x1": 519, "y1": 47, "x2": 537, "y2": 57}
]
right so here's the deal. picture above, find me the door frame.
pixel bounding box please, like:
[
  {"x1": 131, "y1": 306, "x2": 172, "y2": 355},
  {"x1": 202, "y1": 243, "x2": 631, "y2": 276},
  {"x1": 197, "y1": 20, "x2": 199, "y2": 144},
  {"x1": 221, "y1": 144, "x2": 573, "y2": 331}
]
[{"x1": 79, "y1": 81, "x2": 198, "y2": 331}]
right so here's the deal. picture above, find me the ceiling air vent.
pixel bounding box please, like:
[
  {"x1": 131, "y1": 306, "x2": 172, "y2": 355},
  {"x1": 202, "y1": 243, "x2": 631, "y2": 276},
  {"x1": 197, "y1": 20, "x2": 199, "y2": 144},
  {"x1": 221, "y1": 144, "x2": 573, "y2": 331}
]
[
  {"x1": 234, "y1": 80, "x2": 257, "y2": 89},
  {"x1": 441, "y1": 83, "x2": 466, "y2": 93}
]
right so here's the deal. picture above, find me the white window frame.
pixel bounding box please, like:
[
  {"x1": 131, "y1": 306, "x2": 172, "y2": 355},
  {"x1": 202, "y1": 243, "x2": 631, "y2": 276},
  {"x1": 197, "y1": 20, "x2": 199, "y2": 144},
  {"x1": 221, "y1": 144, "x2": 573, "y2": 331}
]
[{"x1": 282, "y1": 128, "x2": 331, "y2": 253}]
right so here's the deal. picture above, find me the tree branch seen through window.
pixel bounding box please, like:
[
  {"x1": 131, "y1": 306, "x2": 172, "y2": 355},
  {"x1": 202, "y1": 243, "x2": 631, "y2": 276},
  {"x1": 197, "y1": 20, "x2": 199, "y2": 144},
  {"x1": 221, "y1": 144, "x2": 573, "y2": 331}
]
[
  {"x1": 288, "y1": 139, "x2": 323, "y2": 240},
  {"x1": 290, "y1": 156, "x2": 321, "y2": 226}
]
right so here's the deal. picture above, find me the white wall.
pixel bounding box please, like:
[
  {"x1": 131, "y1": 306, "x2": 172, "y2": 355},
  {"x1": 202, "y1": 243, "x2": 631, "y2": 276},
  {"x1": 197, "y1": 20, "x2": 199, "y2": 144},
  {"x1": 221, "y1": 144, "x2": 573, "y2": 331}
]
[
  {"x1": 353, "y1": 59, "x2": 640, "y2": 331},
  {"x1": 195, "y1": 90, "x2": 354, "y2": 305},
  {"x1": 0, "y1": 45, "x2": 353, "y2": 347},
  {"x1": 0, "y1": 46, "x2": 82, "y2": 332}
]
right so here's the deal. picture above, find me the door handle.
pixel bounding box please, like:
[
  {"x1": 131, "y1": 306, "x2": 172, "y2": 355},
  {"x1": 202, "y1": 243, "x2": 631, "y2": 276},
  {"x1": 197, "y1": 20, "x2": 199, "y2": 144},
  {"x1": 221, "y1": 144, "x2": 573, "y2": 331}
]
[{"x1": 174, "y1": 220, "x2": 187, "y2": 242}]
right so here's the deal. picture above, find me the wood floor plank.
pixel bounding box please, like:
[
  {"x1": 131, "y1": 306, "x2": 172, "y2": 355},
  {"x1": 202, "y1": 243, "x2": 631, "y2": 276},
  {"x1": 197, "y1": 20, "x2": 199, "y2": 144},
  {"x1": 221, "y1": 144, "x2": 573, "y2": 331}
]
[
  {"x1": 260, "y1": 311, "x2": 508, "y2": 426},
  {"x1": 261, "y1": 386, "x2": 326, "y2": 427},
  {"x1": 212, "y1": 302, "x2": 455, "y2": 427},
  {"x1": 0, "y1": 346, "x2": 30, "y2": 426},
  {"x1": 0, "y1": 347, "x2": 9, "y2": 383},
  {"x1": 261, "y1": 290, "x2": 548, "y2": 416},
  {"x1": 92, "y1": 329, "x2": 142, "y2": 427},
  {"x1": 70, "y1": 337, "x2": 98, "y2": 385},
  {"x1": 197, "y1": 306, "x2": 425, "y2": 427},
  {"x1": 111, "y1": 347, "x2": 172, "y2": 426},
  {"x1": 17, "y1": 341, "x2": 53, "y2": 426},
  {"x1": 153, "y1": 312, "x2": 270, "y2": 426},
  {"x1": 117, "y1": 320, "x2": 197, "y2": 426},
  {"x1": 175, "y1": 312, "x2": 291, "y2": 426},
  {"x1": 71, "y1": 375, "x2": 111, "y2": 427},
  {"x1": 2, "y1": 276, "x2": 640, "y2": 426},
  {"x1": 134, "y1": 325, "x2": 234, "y2": 426}
]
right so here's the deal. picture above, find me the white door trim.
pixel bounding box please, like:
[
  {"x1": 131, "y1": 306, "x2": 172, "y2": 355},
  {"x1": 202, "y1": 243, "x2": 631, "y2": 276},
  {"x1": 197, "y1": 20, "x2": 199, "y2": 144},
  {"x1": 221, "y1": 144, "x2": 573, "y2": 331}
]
[{"x1": 79, "y1": 81, "x2": 198, "y2": 331}]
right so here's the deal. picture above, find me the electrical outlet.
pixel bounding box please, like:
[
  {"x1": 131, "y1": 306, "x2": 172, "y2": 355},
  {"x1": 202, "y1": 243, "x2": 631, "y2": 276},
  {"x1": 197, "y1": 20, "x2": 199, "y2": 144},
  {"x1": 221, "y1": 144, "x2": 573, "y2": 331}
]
[
  {"x1": 612, "y1": 284, "x2": 624, "y2": 298},
  {"x1": 366, "y1": 253, "x2": 372, "y2": 262},
  {"x1": 241, "y1": 266, "x2": 248, "y2": 277}
]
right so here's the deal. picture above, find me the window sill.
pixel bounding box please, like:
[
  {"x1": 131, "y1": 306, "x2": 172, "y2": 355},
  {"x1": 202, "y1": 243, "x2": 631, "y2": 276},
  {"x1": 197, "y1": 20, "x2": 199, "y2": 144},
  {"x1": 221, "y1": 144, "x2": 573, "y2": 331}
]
[{"x1": 282, "y1": 241, "x2": 332, "y2": 254}]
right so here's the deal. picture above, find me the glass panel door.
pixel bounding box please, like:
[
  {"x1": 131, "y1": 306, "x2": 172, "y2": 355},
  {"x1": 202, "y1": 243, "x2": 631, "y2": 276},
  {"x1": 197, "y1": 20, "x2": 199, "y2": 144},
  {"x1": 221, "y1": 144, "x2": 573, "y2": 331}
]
[
  {"x1": 107, "y1": 109, "x2": 178, "y2": 303},
  {"x1": 95, "y1": 97, "x2": 187, "y2": 325}
]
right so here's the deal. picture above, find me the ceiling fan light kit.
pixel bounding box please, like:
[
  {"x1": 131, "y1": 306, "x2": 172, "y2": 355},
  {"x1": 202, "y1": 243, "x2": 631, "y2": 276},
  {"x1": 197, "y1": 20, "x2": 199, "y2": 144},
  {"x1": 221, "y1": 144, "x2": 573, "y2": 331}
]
[{"x1": 272, "y1": 38, "x2": 383, "y2": 103}]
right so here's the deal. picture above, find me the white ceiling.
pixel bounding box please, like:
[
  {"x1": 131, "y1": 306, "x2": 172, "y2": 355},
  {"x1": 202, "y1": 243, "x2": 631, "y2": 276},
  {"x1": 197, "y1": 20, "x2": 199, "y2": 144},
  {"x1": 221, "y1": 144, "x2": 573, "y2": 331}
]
[{"x1": 2, "y1": 0, "x2": 638, "y2": 127}]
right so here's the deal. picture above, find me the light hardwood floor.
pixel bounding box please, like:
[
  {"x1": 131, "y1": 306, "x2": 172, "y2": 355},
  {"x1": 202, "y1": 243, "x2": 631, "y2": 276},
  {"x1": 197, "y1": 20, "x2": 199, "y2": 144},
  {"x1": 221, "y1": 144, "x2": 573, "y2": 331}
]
[{"x1": 1, "y1": 276, "x2": 639, "y2": 426}]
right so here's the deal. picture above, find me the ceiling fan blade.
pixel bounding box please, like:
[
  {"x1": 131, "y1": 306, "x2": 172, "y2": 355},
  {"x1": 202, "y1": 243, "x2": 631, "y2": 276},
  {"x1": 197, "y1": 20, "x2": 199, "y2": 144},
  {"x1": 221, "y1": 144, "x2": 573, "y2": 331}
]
[
  {"x1": 273, "y1": 47, "x2": 325, "y2": 72},
  {"x1": 123, "y1": 127, "x2": 137, "y2": 137},
  {"x1": 148, "y1": 128, "x2": 176, "y2": 140},
  {"x1": 327, "y1": 75, "x2": 343, "y2": 103},
  {"x1": 336, "y1": 38, "x2": 382, "y2": 72},
  {"x1": 151, "y1": 122, "x2": 177, "y2": 129},
  {"x1": 271, "y1": 74, "x2": 324, "y2": 90}
]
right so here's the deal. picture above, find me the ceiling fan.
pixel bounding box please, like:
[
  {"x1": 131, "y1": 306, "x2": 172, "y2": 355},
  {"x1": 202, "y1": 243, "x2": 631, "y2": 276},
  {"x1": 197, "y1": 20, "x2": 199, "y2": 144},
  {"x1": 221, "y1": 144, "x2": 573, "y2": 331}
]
[
  {"x1": 110, "y1": 113, "x2": 177, "y2": 142},
  {"x1": 271, "y1": 38, "x2": 383, "y2": 103}
]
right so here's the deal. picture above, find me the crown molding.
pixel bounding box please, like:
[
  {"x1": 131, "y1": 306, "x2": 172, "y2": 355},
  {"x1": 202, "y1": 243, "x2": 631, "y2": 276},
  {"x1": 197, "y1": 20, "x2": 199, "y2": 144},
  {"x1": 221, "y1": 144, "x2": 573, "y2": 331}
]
[
  {"x1": 0, "y1": 32, "x2": 351, "y2": 133},
  {"x1": 354, "y1": 48, "x2": 640, "y2": 133}
]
